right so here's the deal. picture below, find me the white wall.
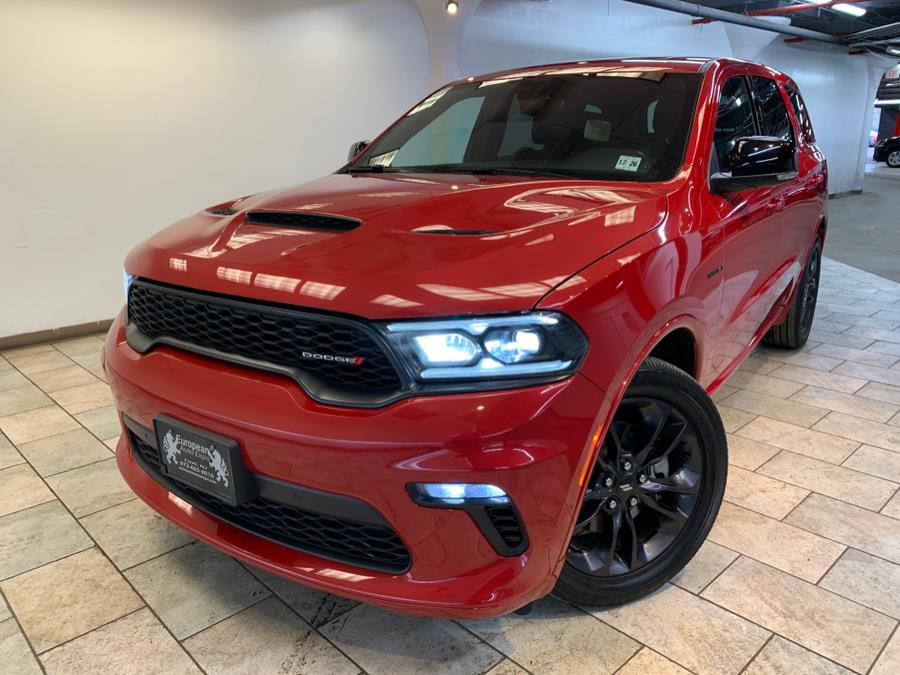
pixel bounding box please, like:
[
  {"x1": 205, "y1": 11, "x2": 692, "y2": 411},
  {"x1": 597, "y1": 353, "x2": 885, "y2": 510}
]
[
  {"x1": 0, "y1": 0, "x2": 428, "y2": 338},
  {"x1": 461, "y1": 0, "x2": 886, "y2": 196}
]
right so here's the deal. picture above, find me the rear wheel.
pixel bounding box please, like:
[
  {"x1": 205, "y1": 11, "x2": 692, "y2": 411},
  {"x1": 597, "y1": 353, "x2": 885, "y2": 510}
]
[
  {"x1": 887, "y1": 150, "x2": 900, "y2": 168},
  {"x1": 762, "y1": 234, "x2": 821, "y2": 349},
  {"x1": 553, "y1": 358, "x2": 727, "y2": 607}
]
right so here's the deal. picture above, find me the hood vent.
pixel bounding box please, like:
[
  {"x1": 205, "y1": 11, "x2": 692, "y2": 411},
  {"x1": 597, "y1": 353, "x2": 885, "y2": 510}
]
[
  {"x1": 245, "y1": 211, "x2": 361, "y2": 232},
  {"x1": 207, "y1": 207, "x2": 238, "y2": 216}
]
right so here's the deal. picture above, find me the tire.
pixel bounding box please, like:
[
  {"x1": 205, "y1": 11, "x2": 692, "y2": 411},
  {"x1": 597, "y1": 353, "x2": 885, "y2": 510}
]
[
  {"x1": 553, "y1": 357, "x2": 727, "y2": 607},
  {"x1": 762, "y1": 234, "x2": 822, "y2": 349},
  {"x1": 887, "y1": 150, "x2": 900, "y2": 168}
]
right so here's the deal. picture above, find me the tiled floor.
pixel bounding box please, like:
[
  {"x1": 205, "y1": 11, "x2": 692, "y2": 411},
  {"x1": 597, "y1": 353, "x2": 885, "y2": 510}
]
[{"x1": 2, "y1": 257, "x2": 900, "y2": 674}]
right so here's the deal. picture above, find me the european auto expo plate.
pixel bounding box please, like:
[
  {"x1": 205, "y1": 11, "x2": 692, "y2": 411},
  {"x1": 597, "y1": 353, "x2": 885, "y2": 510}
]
[{"x1": 153, "y1": 415, "x2": 253, "y2": 506}]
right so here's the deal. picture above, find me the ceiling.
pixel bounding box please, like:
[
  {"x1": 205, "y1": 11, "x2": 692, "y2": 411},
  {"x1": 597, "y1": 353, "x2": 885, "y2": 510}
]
[{"x1": 694, "y1": 0, "x2": 900, "y2": 52}]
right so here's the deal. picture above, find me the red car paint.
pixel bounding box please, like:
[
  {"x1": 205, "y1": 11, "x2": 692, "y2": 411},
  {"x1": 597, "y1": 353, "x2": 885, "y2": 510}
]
[{"x1": 105, "y1": 57, "x2": 827, "y2": 618}]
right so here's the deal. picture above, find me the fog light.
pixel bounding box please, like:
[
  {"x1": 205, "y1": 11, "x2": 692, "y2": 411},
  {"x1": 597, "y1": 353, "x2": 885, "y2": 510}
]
[{"x1": 408, "y1": 483, "x2": 509, "y2": 506}]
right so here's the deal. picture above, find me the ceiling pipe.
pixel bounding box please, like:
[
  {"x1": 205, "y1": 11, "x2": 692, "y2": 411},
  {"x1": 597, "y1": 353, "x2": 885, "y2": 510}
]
[
  {"x1": 693, "y1": 0, "x2": 867, "y2": 23},
  {"x1": 623, "y1": 0, "x2": 845, "y2": 44},
  {"x1": 846, "y1": 20, "x2": 900, "y2": 41}
]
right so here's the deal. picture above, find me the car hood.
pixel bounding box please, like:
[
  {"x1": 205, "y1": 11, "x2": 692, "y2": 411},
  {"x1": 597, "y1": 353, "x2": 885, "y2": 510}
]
[{"x1": 126, "y1": 172, "x2": 668, "y2": 318}]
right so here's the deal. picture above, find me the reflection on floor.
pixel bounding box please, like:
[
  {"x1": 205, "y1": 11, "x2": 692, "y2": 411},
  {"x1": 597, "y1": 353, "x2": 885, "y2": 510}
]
[{"x1": 1, "y1": 257, "x2": 900, "y2": 674}]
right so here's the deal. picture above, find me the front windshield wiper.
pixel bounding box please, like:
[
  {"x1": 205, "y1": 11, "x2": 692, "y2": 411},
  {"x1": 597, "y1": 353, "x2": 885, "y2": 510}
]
[
  {"x1": 345, "y1": 164, "x2": 388, "y2": 173},
  {"x1": 400, "y1": 164, "x2": 579, "y2": 180}
]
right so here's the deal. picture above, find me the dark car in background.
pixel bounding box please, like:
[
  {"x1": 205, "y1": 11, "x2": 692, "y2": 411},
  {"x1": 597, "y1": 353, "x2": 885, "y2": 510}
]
[{"x1": 874, "y1": 135, "x2": 900, "y2": 167}]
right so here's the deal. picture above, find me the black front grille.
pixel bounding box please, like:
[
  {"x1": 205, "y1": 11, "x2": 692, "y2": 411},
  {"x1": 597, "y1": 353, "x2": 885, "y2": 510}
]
[
  {"x1": 484, "y1": 505, "x2": 526, "y2": 550},
  {"x1": 129, "y1": 432, "x2": 411, "y2": 573},
  {"x1": 245, "y1": 211, "x2": 360, "y2": 231},
  {"x1": 127, "y1": 280, "x2": 403, "y2": 403}
]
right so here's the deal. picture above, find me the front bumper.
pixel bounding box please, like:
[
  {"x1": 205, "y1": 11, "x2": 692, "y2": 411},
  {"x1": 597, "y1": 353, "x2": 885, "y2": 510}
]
[{"x1": 104, "y1": 314, "x2": 606, "y2": 618}]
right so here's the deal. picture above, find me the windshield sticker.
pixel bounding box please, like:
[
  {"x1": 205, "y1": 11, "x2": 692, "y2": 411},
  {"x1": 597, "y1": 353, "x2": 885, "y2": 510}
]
[{"x1": 615, "y1": 155, "x2": 642, "y2": 172}]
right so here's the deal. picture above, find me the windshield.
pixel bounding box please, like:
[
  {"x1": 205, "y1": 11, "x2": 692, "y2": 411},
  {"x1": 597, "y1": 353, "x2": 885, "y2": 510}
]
[{"x1": 349, "y1": 71, "x2": 701, "y2": 182}]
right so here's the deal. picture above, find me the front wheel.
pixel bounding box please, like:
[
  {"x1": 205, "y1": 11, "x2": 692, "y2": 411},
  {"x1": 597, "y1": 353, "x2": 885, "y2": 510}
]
[
  {"x1": 887, "y1": 150, "x2": 900, "y2": 168},
  {"x1": 553, "y1": 357, "x2": 727, "y2": 607}
]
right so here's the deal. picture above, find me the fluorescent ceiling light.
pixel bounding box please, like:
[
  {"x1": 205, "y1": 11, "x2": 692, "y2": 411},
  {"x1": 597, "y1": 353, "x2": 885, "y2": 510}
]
[
  {"x1": 809, "y1": 0, "x2": 830, "y2": 4},
  {"x1": 832, "y1": 3, "x2": 867, "y2": 17},
  {"x1": 887, "y1": 46, "x2": 900, "y2": 56}
]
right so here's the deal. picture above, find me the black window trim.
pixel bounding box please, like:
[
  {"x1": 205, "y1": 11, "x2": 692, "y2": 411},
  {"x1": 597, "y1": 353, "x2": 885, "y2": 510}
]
[{"x1": 708, "y1": 73, "x2": 760, "y2": 180}]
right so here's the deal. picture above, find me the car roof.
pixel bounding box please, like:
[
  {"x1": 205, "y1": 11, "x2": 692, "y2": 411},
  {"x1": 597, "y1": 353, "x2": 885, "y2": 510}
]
[{"x1": 458, "y1": 57, "x2": 784, "y2": 84}]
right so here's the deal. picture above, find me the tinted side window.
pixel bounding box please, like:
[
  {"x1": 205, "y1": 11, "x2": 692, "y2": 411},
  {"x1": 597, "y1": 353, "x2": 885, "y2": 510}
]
[
  {"x1": 785, "y1": 85, "x2": 815, "y2": 142},
  {"x1": 751, "y1": 77, "x2": 792, "y2": 141},
  {"x1": 713, "y1": 76, "x2": 756, "y2": 173}
]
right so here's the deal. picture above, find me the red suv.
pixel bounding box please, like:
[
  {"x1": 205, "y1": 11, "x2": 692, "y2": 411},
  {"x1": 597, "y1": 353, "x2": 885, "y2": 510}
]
[{"x1": 105, "y1": 57, "x2": 826, "y2": 618}]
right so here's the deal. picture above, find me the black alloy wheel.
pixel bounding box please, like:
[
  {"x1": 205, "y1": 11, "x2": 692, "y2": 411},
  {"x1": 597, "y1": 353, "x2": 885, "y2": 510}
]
[
  {"x1": 763, "y1": 234, "x2": 822, "y2": 350},
  {"x1": 553, "y1": 357, "x2": 727, "y2": 606}
]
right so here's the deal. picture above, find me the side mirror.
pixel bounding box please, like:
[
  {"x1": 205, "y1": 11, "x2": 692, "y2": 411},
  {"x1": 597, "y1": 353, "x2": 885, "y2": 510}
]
[
  {"x1": 347, "y1": 140, "x2": 369, "y2": 162},
  {"x1": 711, "y1": 136, "x2": 797, "y2": 193}
]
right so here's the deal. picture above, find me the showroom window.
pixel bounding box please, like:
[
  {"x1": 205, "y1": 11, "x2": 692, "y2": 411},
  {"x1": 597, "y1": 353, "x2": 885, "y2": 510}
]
[
  {"x1": 751, "y1": 76, "x2": 793, "y2": 141},
  {"x1": 712, "y1": 76, "x2": 756, "y2": 173}
]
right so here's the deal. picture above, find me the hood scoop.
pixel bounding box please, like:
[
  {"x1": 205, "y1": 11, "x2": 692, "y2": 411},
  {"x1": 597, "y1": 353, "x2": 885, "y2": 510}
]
[{"x1": 244, "y1": 211, "x2": 361, "y2": 232}]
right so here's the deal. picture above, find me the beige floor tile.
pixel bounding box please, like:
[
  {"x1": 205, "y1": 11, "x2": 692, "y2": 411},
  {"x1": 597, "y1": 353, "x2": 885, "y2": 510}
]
[
  {"x1": 40, "y1": 608, "x2": 200, "y2": 675},
  {"x1": 819, "y1": 548, "x2": 900, "y2": 620},
  {"x1": 736, "y1": 417, "x2": 858, "y2": 464},
  {"x1": 766, "y1": 364, "x2": 866, "y2": 394},
  {"x1": 6, "y1": 351, "x2": 75, "y2": 376},
  {"x1": 869, "y1": 340, "x2": 900, "y2": 357},
  {"x1": 719, "y1": 390, "x2": 828, "y2": 427},
  {"x1": 0, "y1": 464, "x2": 54, "y2": 517},
  {"x1": 708, "y1": 502, "x2": 844, "y2": 582},
  {"x1": 0, "y1": 501, "x2": 92, "y2": 580},
  {"x1": 617, "y1": 648, "x2": 691, "y2": 675},
  {"x1": 463, "y1": 597, "x2": 638, "y2": 675},
  {"x1": 51, "y1": 336, "x2": 104, "y2": 358},
  {"x1": 0, "y1": 368, "x2": 30, "y2": 392},
  {"x1": 871, "y1": 628, "x2": 900, "y2": 675},
  {"x1": 28, "y1": 366, "x2": 100, "y2": 393},
  {"x1": 785, "y1": 493, "x2": 900, "y2": 564},
  {"x1": 760, "y1": 351, "x2": 843, "y2": 372},
  {"x1": 588, "y1": 584, "x2": 769, "y2": 675},
  {"x1": 758, "y1": 450, "x2": 898, "y2": 510},
  {"x1": 0, "y1": 406, "x2": 79, "y2": 445},
  {"x1": 724, "y1": 371, "x2": 804, "y2": 398},
  {"x1": 46, "y1": 457, "x2": 133, "y2": 517},
  {"x1": 717, "y1": 406, "x2": 756, "y2": 433},
  {"x1": 0, "y1": 433, "x2": 24, "y2": 470},
  {"x1": 0, "y1": 593, "x2": 8, "y2": 622},
  {"x1": 725, "y1": 465, "x2": 809, "y2": 519},
  {"x1": 485, "y1": 660, "x2": 529, "y2": 675},
  {"x1": 712, "y1": 384, "x2": 739, "y2": 402},
  {"x1": 125, "y1": 542, "x2": 269, "y2": 639},
  {"x1": 883, "y1": 492, "x2": 900, "y2": 520},
  {"x1": 74, "y1": 405, "x2": 120, "y2": 440},
  {"x1": 0, "y1": 618, "x2": 42, "y2": 675},
  {"x1": 856, "y1": 381, "x2": 900, "y2": 406},
  {"x1": 1, "y1": 548, "x2": 143, "y2": 653},
  {"x1": 743, "y1": 636, "x2": 853, "y2": 675},
  {"x1": 104, "y1": 435, "x2": 119, "y2": 449},
  {"x1": 80, "y1": 499, "x2": 193, "y2": 570},
  {"x1": 834, "y1": 361, "x2": 900, "y2": 388},
  {"x1": 811, "y1": 343, "x2": 898, "y2": 369},
  {"x1": 48, "y1": 382, "x2": 113, "y2": 415},
  {"x1": 321, "y1": 602, "x2": 501, "y2": 675},
  {"x1": 702, "y1": 557, "x2": 895, "y2": 673},
  {"x1": 738, "y1": 354, "x2": 782, "y2": 375},
  {"x1": 726, "y1": 434, "x2": 781, "y2": 471},
  {"x1": 247, "y1": 566, "x2": 357, "y2": 628},
  {"x1": 0, "y1": 385, "x2": 53, "y2": 417},
  {"x1": 184, "y1": 596, "x2": 358, "y2": 675},
  {"x1": 814, "y1": 411, "x2": 900, "y2": 452},
  {"x1": 790, "y1": 385, "x2": 899, "y2": 422},
  {"x1": 672, "y1": 540, "x2": 738, "y2": 594},
  {"x1": 17, "y1": 429, "x2": 112, "y2": 477},
  {"x1": 1, "y1": 344, "x2": 54, "y2": 359},
  {"x1": 70, "y1": 349, "x2": 103, "y2": 372},
  {"x1": 809, "y1": 328, "x2": 876, "y2": 349}
]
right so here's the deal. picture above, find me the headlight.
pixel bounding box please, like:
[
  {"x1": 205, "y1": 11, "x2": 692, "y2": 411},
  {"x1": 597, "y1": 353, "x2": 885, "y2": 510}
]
[{"x1": 381, "y1": 312, "x2": 587, "y2": 386}]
